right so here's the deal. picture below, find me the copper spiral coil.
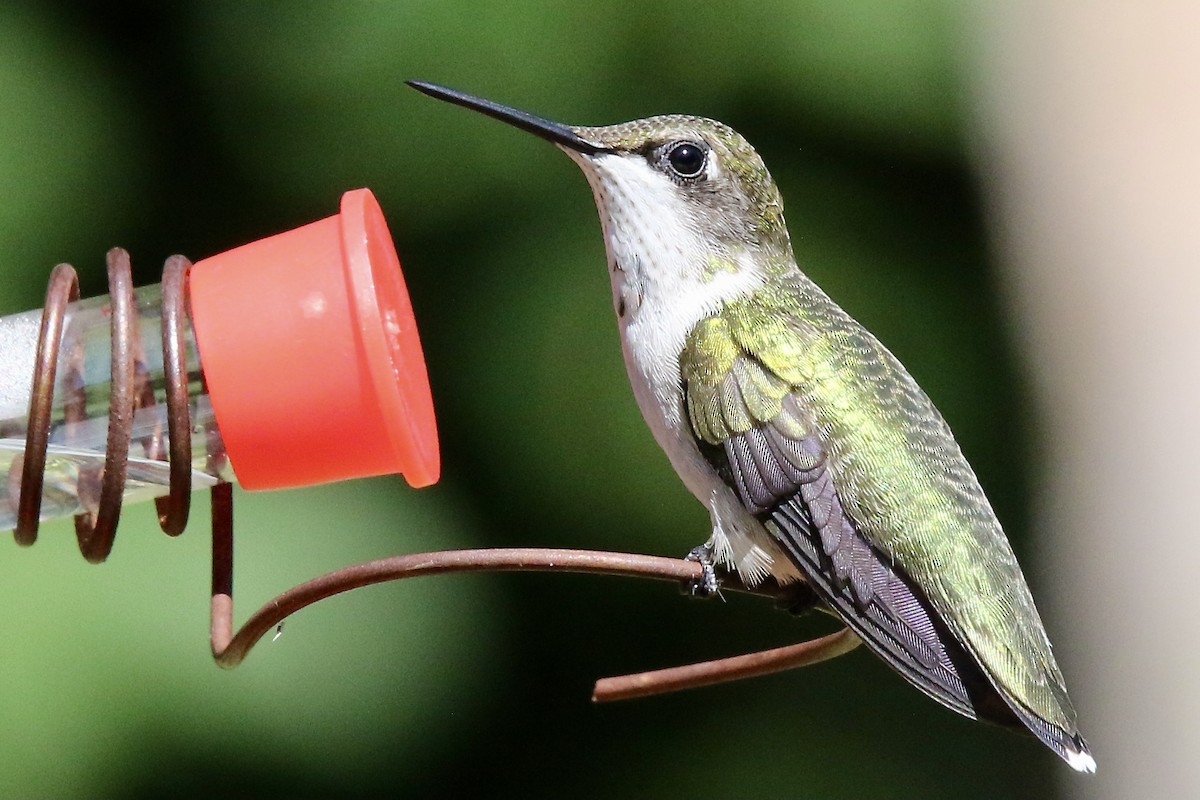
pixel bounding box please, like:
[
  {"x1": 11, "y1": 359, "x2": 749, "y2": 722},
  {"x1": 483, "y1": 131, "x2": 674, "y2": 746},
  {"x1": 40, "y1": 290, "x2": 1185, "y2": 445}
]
[
  {"x1": 7, "y1": 247, "x2": 243, "y2": 659},
  {"x1": 13, "y1": 248, "x2": 209, "y2": 559}
]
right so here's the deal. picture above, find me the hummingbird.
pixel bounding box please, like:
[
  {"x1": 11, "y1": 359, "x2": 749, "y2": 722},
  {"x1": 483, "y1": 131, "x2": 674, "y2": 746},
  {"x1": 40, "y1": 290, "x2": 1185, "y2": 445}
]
[{"x1": 408, "y1": 80, "x2": 1095, "y2": 772}]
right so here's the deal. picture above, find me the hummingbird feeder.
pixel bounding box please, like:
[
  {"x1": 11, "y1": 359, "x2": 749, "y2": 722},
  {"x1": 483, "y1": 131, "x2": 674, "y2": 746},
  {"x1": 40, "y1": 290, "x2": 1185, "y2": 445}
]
[{"x1": 0, "y1": 188, "x2": 440, "y2": 662}]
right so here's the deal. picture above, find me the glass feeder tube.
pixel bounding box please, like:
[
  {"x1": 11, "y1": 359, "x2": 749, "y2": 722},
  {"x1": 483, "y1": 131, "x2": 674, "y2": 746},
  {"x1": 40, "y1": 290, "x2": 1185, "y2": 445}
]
[{"x1": 0, "y1": 283, "x2": 225, "y2": 529}]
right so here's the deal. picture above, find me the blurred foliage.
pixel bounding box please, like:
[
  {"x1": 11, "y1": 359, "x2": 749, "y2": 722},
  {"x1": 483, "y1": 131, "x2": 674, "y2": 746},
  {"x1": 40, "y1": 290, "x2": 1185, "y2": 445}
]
[{"x1": 0, "y1": 1, "x2": 1052, "y2": 798}]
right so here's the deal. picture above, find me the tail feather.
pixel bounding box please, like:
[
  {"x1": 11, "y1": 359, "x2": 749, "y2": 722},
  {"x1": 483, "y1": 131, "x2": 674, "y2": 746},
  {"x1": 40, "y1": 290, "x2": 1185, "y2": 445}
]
[
  {"x1": 1006, "y1": 698, "x2": 1096, "y2": 773},
  {"x1": 766, "y1": 490, "x2": 1095, "y2": 772}
]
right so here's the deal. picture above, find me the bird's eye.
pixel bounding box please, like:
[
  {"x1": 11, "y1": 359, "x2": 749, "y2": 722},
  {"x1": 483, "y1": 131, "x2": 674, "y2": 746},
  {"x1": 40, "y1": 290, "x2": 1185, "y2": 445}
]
[{"x1": 665, "y1": 141, "x2": 707, "y2": 179}]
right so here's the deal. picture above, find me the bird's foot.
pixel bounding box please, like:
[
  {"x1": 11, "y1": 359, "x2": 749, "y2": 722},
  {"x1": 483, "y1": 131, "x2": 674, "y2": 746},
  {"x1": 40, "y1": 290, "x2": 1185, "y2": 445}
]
[{"x1": 682, "y1": 544, "x2": 722, "y2": 599}]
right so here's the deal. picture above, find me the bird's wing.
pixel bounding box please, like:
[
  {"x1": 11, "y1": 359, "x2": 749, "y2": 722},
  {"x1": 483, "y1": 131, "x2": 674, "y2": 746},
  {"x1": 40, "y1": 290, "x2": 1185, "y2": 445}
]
[
  {"x1": 681, "y1": 276, "x2": 1088, "y2": 762},
  {"x1": 684, "y1": 311, "x2": 988, "y2": 719}
]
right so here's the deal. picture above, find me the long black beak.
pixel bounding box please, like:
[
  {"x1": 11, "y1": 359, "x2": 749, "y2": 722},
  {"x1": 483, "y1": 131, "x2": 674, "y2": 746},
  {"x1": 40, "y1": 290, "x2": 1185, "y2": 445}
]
[{"x1": 406, "y1": 80, "x2": 612, "y2": 156}]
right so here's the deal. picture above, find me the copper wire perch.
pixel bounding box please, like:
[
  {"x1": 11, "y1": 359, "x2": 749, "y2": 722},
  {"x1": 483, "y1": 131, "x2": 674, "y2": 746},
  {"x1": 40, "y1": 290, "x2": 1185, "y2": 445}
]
[
  {"x1": 208, "y1": 525, "x2": 862, "y2": 699},
  {"x1": 12, "y1": 249, "x2": 860, "y2": 703}
]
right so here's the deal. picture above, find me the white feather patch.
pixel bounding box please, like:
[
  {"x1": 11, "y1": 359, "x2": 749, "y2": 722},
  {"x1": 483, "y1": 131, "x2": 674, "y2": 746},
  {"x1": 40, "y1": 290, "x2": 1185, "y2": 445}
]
[{"x1": 564, "y1": 149, "x2": 802, "y2": 587}]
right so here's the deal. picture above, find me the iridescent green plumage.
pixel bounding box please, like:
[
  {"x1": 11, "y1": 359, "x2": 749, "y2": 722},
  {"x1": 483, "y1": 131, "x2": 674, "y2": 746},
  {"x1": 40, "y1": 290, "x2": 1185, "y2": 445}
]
[{"x1": 683, "y1": 271, "x2": 1079, "y2": 744}]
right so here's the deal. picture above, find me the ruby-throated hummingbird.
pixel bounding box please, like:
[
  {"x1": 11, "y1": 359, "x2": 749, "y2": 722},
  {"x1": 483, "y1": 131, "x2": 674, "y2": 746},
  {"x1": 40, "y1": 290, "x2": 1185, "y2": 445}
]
[{"x1": 408, "y1": 80, "x2": 1094, "y2": 772}]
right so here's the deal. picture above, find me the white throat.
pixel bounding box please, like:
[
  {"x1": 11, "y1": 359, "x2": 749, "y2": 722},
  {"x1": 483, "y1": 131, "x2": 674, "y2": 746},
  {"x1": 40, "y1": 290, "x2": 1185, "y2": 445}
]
[
  {"x1": 562, "y1": 148, "x2": 802, "y2": 587},
  {"x1": 566, "y1": 150, "x2": 763, "y2": 470}
]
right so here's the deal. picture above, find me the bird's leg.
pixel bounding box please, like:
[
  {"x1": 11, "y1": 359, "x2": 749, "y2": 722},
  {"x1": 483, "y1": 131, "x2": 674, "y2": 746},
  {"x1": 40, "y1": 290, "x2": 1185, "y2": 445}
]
[{"x1": 683, "y1": 542, "x2": 721, "y2": 598}]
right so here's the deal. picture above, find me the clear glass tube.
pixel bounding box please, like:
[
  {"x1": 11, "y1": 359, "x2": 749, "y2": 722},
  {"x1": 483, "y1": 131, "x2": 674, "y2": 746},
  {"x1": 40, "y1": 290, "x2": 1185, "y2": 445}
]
[{"x1": 0, "y1": 285, "x2": 232, "y2": 530}]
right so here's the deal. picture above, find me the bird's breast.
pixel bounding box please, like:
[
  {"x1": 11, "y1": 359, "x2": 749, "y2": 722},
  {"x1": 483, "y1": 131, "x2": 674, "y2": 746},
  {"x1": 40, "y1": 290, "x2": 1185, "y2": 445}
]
[{"x1": 609, "y1": 251, "x2": 764, "y2": 500}]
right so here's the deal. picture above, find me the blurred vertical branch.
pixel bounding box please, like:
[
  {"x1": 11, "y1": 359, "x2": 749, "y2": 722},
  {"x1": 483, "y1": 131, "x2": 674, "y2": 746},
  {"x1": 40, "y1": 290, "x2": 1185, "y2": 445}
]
[{"x1": 969, "y1": 3, "x2": 1200, "y2": 797}]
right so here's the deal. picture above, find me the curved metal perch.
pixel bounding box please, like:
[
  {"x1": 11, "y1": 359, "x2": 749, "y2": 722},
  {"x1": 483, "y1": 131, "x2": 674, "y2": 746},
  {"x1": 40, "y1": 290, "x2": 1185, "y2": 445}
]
[
  {"x1": 12, "y1": 251, "x2": 857, "y2": 704},
  {"x1": 205, "y1": 486, "x2": 860, "y2": 700}
]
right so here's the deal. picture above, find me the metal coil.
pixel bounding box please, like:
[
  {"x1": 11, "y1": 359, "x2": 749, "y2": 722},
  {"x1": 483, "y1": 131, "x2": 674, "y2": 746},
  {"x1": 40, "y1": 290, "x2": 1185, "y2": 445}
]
[{"x1": 12, "y1": 248, "x2": 227, "y2": 562}]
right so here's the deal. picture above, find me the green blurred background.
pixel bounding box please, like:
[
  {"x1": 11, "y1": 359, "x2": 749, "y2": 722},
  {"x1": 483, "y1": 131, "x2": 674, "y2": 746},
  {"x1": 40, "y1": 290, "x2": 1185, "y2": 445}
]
[{"x1": 0, "y1": 2, "x2": 1062, "y2": 797}]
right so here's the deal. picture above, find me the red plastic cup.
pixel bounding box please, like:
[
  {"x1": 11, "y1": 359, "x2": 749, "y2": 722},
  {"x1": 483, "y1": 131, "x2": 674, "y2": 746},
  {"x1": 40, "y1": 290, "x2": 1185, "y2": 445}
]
[{"x1": 188, "y1": 189, "x2": 439, "y2": 490}]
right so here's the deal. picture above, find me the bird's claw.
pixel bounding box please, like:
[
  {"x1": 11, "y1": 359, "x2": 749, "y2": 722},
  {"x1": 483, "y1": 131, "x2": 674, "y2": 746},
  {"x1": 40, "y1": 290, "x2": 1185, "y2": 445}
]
[{"x1": 683, "y1": 544, "x2": 721, "y2": 598}]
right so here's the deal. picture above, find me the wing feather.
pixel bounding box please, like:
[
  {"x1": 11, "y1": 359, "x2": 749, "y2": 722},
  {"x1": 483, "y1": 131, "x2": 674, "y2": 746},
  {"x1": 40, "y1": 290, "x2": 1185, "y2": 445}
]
[
  {"x1": 723, "y1": 417, "x2": 988, "y2": 717},
  {"x1": 681, "y1": 277, "x2": 1092, "y2": 766}
]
